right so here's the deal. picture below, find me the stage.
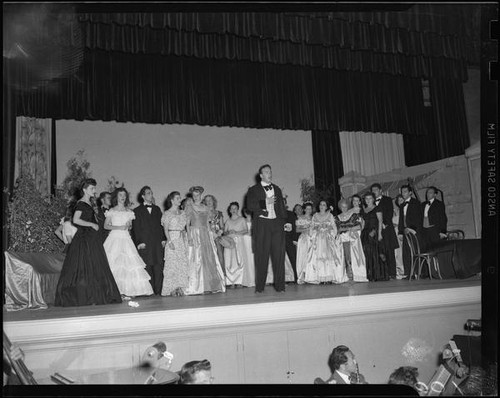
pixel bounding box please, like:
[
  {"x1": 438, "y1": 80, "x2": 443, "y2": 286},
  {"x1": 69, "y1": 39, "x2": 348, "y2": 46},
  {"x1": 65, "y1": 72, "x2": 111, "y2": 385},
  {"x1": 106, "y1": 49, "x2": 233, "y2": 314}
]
[{"x1": 4, "y1": 276, "x2": 481, "y2": 384}]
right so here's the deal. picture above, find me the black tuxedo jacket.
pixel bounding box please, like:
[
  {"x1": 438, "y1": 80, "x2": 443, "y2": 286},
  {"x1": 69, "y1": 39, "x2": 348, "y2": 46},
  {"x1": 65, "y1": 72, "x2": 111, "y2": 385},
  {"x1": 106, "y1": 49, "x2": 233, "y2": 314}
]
[
  {"x1": 422, "y1": 199, "x2": 447, "y2": 233},
  {"x1": 246, "y1": 183, "x2": 286, "y2": 225},
  {"x1": 97, "y1": 206, "x2": 110, "y2": 242},
  {"x1": 131, "y1": 203, "x2": 165, "y2": 265},
  {"x1": 375, "y1": 196, "x2": 394, "y2": 227},
  {"x1": 398, "y1": 198, "x2": 423, "y2": 234}
]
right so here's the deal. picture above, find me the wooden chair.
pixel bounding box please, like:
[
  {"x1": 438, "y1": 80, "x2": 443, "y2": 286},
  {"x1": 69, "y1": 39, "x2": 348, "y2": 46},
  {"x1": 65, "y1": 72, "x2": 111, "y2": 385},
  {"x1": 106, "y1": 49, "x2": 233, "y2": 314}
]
[
  {"x1": 404, "y1": 229, "x2": 442, "y2": 280},
  {"x1": 446, "y1": 230, "x2": 465, "y2": 240}
]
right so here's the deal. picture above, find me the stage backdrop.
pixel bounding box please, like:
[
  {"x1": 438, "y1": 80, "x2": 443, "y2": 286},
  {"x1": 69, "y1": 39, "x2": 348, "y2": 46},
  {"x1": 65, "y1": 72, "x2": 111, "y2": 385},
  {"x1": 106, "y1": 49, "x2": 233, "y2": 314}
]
[{"x1": 56, "y1": 120, "x2": 314, "y2": 215}]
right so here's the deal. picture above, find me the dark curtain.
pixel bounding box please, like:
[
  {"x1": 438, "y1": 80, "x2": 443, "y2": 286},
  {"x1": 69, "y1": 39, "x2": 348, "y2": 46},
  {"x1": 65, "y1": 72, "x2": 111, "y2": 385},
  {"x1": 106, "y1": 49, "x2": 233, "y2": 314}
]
[
  {"x1": 77, "y1": 14, "x2": 467, "y2": 81},
  {"x1": 17, "y1": 50, "x2": 428, "y2": 135},
  {"x1": 311, "y1": 130, "x2": 344, "y2": 207},
  {"x1": 403, "y1": 77, "x2": 470, "y2": 166}
]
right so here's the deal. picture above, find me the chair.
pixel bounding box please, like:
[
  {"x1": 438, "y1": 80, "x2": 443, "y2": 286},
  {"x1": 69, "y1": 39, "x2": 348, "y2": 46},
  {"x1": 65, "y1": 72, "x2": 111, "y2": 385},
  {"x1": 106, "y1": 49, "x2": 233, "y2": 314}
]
[
  {"x1": 404, "y1": 229, "x2": 442, "y2": 280},
  {"x1": 446, "y1": 230, "x2": 465, "y2": 240}
]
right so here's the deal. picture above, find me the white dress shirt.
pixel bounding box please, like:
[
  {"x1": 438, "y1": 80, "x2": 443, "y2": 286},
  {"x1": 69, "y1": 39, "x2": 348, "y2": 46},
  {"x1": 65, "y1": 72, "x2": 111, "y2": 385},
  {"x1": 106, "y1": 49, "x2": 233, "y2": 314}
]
[
  {"x1": 260, "y1": 182, "x2": 276, "y2": 219},
  {"x1": 336, "y1": 370, "x2": 351, "y2": 384}
]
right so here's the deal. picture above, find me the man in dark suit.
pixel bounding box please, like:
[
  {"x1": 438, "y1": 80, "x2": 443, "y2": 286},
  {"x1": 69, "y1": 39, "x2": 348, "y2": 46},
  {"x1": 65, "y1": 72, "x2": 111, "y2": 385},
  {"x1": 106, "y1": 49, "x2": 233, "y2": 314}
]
[
  {"x1": 131, "y1": 186, "x2": 166, "y2": 295},
  {"x1": 421, "y1": 186, "x2": 448, "y2": 250},
  {"x1": 398, "y1": 184, "x2": 423, "y2": 279},
  {"x1": 284, "y1": 200, "x2": 299, "y2": 283},
  {"x1": 246, "y1": 164, "x2": 287, "y2": 293},
  {"x1": 97, "y1": 191, "x2": 112, "y2": 243},
  {"x1": 325, "y1": 345, "x2": 367, "y2": 384},
  {"x1": 371, "y1": 183, "x2": 399, "y2": 280}
]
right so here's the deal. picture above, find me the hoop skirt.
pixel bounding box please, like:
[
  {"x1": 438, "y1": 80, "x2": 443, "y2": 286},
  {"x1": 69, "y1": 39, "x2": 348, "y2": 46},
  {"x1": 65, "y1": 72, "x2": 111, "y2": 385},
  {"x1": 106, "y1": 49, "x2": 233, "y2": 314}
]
[
  {"x1": 55, "y1": 201, "x2": 122, "y2": 307},
  {"x1": 103, "y1": 209, "x2": 154, "y2": 297}
]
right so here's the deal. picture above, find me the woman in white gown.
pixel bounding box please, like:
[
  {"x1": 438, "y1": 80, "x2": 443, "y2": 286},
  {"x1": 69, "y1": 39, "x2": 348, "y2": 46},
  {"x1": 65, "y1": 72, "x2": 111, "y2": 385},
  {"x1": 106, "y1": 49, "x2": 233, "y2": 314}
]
[
  {"x1": 103, "y1": 188, "x2": 154, "y2": 298},
  {"x1": 296, "y1": 202, "x2": 314, "y2": 284},
  {"x1": 336, "y1": 197, "x2": 368, "y2": 283},
  {"x1": 306, "y1": 200, "x2": 346, "y2": 284},
  {"x1": 241, "y1": 208, "x2": 256, "y2": 287},
  {"x1": 223, "y1": 202, "x2": 249, "y2": 288},
  {"x1": 185, "y1": 186, "x2": 226, "y2": 295}
]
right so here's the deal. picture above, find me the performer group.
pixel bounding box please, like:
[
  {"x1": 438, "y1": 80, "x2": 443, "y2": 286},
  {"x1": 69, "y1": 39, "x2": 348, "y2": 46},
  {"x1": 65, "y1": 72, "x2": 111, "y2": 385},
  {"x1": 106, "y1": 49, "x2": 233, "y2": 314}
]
[{"x1": 54, "y1": 164, "x2": 447, "y2": 306}]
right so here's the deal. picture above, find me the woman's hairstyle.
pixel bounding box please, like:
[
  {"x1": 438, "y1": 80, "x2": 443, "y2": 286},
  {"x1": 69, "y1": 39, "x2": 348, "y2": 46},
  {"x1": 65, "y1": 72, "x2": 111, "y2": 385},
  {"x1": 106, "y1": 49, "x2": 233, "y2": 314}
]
[
  {"x1": 202, "y1": 194, "x2": 218, "y2": 209},
  {"x1": 111, "y1": 187, "x2": 130, "y2": 207},
  {"x1": 178, "y1": 359, "x2": 211, "y2": 384},
  {"x1": 227, "y1": 201, "x2": 240, "y2": 217},
  {"x1": 317, "y1": 200, "x2": 330, "y2": 212},
  {"x1": 337, "y1": 198, "x2": 350, "y2": 210},
  {"x1": 165, "y1": 191, "x2": 181, "y2": 211},
  {"x1": 189, "y1": 186, "x2": 204, "y2": 194},
  {"x1": 350, "y1": 194, "x2": 362, "y2": 205},
  {"x1": 328, "y1": 345, "x2": 350, "y2": 373},
  {"x1": 81, "y1": 178, "x2": 97, "y2": 192},
  {"x1": 363, "y1": 192, "x2": 375, "y2": 203},
  {"x1": 303, "y1": 201, "x2": 314, "y2": 210},
  {"x1": 293, "y1": 204, "x2": 303, "y2": 213},
  {"x1": 388, "y1": 366, "x2": 419, "y2": 388},
  {"x1": 394, "y1": 194, "x2": 404, "y2": 205}
]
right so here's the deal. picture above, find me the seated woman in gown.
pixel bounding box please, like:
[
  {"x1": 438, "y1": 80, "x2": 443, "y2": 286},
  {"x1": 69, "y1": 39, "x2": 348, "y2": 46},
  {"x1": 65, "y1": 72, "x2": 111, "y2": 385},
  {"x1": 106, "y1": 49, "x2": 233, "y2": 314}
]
[
  {"x1": 335, "y1": 198, "x2": 368, "y2": 283},
  {"x1": 223, "y1": 202, "x2": 249, "y2": 288},
  {"x1": 185, "y1": 186, "x2": 226, "y2": 295},
  {"x1": 296, "y1": 202, "x2": 314, "y2": 284}
]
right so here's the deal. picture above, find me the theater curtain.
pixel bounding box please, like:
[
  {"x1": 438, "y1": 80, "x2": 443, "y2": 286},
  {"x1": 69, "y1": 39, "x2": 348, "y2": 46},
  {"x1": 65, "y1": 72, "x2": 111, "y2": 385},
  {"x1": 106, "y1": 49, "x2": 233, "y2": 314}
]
[
  {"x1": 339, "y1": 131, "x2": 406, "y2": 177},
  {"x1": 17, "y1": 50, "x2": 428, "y2": 136},
  {"x1": 312, "y1": 130, "x2": 344, "y2": 205},
  {"x1": 77, "y1": 11, "x2": 468, "y2": 81},
  {"x1": 403, "y1": 77, "x2": 470, "y2": 166},
  {"x1": 15, "y1": 117, "x2": 53, "y2": 197}
]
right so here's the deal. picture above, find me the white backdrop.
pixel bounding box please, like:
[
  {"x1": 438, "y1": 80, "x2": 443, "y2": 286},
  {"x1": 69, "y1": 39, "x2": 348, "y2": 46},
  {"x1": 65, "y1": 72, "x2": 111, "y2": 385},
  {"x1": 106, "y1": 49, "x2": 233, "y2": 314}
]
[{"x1": 56, "y1": 120, "x2": 314, "y2": 216}]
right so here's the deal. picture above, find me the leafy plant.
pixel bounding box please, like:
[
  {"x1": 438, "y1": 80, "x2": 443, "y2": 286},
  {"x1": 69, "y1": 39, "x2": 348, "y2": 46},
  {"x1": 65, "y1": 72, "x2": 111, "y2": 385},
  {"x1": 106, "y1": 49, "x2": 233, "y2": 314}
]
[
  {"x1": 60, "y1": 149, "x2": 92, "y2": 198},
  {"x1": 300, "y1": 175, "x2": 339, "y2": 206},
  {"x1": 7, "y1": 175, "x2": 67, "y2": 253}
]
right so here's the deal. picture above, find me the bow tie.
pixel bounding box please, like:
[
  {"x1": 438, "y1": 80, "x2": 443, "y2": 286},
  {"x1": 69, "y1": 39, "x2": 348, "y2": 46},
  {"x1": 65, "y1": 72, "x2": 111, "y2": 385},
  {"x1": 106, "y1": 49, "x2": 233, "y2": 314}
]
[
  {"x1": 402, "y1": 202, "x2": 409, "y2": 207},
  {"x1": 145, "y1": 204, "x2": 153, "y2": 208},
  {"x1": 263, "y1": 185, "x2": 273, "y2": 192},
  {"x1": 375, "y1": 198, "x2": 381, "y2": 203}
]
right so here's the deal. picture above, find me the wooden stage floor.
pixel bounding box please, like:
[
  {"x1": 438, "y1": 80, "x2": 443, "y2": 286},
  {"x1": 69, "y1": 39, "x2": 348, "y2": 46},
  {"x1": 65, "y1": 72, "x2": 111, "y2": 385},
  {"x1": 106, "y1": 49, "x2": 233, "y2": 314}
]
[{"x1": 3, "y1": 275, "x2": 481, "y2": 323}]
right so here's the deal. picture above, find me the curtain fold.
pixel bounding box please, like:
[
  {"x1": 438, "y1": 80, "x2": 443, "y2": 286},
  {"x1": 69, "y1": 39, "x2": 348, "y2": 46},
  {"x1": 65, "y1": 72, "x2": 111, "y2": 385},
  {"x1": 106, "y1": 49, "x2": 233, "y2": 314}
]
[
  {"x1": 403, "y1": 78, "x2": 470, "y2": 166},
  {"x1": 77, "y1": 13, "x2": 468, "y2": 80},
  {"x1": 312, "y1": 130, "x2": 344, "y2": 206},
  {"x1": 17, "y1": 50, "x2": 429, "y2": 135},
  {"x1": 339, "y1": 131, "x2": 406, "y2": 177}
]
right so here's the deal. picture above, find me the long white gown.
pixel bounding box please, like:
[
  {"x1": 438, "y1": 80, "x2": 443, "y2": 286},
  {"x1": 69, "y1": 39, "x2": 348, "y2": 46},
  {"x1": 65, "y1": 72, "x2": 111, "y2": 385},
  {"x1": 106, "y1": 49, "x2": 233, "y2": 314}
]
[
  {"x1": 296, "y1": 216, "x2": 313, "y2": 284},
  {"x1": 224, "y1": 216, "x2": 248, "y2": 286},
  {"x1": 241, "y1": 220, "x2": 256, "y2": 287},
  {"x1": 103, "y1": 209, "x2": 154, "y2": 297}
]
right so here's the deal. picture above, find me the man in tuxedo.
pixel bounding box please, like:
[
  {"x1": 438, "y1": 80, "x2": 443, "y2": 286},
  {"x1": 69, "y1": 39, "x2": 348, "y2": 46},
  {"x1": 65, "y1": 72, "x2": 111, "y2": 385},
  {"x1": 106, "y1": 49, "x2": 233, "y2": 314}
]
[
  {"x1": 371, "y1": 183, "x2": 399, "y2": 279},
  {"x1": 284, "y1": 199, "x2": 299, "y2": 283},
  {"x1": 97, "y1": 191, "x2": 112, "y2": 243},
  {"x1": 132, "y1": 186, "x2": 166, "y2": 295},
  {"x1": 421, "y1": 186, "x2": 448, "y2": 250},
  {"x1": 325, "y1": 345, "x2": 367, "y2": 384},
  {"x1": 246, "y1": 164, "x2": 287, "y2": 293},
  {"x1": 398, "y1": 184, "x2": 423, "y2": 279}
]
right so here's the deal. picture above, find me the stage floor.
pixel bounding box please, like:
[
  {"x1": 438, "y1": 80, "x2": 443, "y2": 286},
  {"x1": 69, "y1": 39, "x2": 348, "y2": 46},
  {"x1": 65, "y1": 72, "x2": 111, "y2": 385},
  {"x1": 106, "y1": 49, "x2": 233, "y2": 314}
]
[{"x1": 3, "y1": 275, "x2": 481, "y2": 323}]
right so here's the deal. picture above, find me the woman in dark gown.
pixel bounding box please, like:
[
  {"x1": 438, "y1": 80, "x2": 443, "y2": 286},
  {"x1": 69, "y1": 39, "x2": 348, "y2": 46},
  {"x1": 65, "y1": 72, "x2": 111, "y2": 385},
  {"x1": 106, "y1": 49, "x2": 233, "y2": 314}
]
[
  {"x1": 361, "y1": 192, "x2": 389, "y2": 281},
  {"x1": 55, "y1": 179, "x2": 122, "y2": 307}
]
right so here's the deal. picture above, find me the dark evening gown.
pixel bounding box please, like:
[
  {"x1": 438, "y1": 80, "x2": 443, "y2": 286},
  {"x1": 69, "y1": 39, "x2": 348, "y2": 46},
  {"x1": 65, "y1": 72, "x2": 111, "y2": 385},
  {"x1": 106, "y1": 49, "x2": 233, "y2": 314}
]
[
  {"x1": 361, "y1": 208, "x2": 389, "y2": 282},
  {"x1": 55, "y1": 201, "x2": 122, "y2": 306}
]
